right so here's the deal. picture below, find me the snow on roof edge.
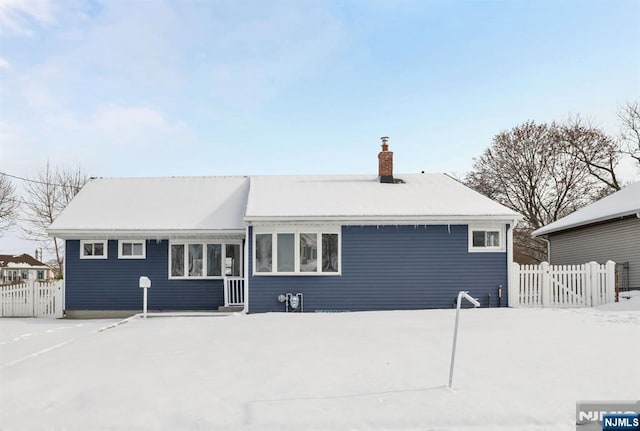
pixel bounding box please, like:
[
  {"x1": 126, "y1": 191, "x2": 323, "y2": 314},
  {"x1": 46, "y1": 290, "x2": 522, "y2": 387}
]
[
  {"x1": 49, "y1": 173, "x2": 523, "y2": 234},
  {"x1": 532, "y1": 182, "x2": 640, "y2": 236},
  {"x1": 533, "y1": 209, "x2": 639, "y2": 236},
  {"x1": 85, "y1": 174, "x2": 249, "y2": 180}
]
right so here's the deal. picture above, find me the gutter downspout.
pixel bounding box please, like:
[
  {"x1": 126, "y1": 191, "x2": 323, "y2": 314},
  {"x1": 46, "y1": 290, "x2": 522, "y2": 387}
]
[
  {"x1": 242, "y1": 225, "x2": 250, "y2": 314},
  {"x1": 506, "y1": 219, "x2": 518, "y2": 307},
  {"x1": 539, "y1": 236, "x2": 551, "y2": 263},
  {"x1": 62, "y1": 239, "x2": 66, "y2": 314}
]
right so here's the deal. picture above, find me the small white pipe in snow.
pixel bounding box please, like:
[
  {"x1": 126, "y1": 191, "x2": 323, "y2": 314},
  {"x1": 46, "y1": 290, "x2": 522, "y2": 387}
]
[
  {"x1": 143, "y1": 289, "x2": 148, "y2": 319},
  {"x1": 448, "y1": 291, "x2": 480, "y2": 389}
]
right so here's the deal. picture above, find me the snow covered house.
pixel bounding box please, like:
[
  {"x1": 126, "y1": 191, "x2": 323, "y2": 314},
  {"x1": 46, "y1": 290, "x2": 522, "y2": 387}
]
[
  {"x1": 0, "y1": 253, "x2": 53, "y2": 283},
  {"x1": 48, "y1": 140, "x2": 522, "y2": 317},
  {"x1": 532, "y1": 181, "x2": 640, "y2": 292}
]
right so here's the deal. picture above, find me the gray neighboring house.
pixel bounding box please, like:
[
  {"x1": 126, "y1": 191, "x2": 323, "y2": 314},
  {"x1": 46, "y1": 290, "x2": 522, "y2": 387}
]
[{"x1": 532, "y1": 182, "x2": 640, "y2": 291}]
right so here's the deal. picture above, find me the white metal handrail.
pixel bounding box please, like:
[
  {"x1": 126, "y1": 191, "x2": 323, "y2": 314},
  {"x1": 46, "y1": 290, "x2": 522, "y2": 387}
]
[
  {"x1": 224, "y1": 277, "x2": 245, "y2": 306},
  {"x1": 448, "y1": 291, "x2": 480, "y2": 389}
]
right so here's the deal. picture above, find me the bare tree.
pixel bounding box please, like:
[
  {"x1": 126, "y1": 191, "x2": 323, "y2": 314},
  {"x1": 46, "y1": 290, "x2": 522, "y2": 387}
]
[
  {"x1": 618, "y1": 100, "x2": 640, "y2": 167},
  {"x1": 0, "y1": 175, "x2": 19, "y2": 236},
  {"x1": 559, "y1": 116, "x2": 622, "y2": 192},
  {"x1": 22, "y1": 162, "x2": 88, "y2": 276},
  {"x1": 465, "y1": 121, "x2": 609, "y2": 263}
]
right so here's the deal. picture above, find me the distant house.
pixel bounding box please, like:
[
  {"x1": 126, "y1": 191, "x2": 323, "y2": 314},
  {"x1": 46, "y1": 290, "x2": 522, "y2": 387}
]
[
  {"x1": 532, "y1": 182, "x2": 640, "y2": 291},
  {"x1": 0, "y1": 253, "x2": 53, "y2": 283},
  {"x1": 48, "y1": 139, "x2": 522, "y2": 317}
]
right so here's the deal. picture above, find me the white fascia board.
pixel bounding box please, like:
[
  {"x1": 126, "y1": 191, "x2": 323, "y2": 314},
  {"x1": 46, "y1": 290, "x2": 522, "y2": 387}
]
[
  {"x1": 530, "y1": 228, "x2": 545, "y2": 237},
  {"x1": 47, "y1": 229, "x2": 246, "y2": 240},
  {"x1": 532, "y1": 210, "x2": 638, "y2": 237},
  {"x1": 245, "y1": 214, "x2": 523, "y2": 225}
]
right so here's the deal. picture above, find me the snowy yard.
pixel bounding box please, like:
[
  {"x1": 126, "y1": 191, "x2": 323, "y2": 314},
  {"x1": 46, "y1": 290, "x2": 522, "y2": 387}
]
[{"x1": 1, "y1": 299, "x2": 639, "y2": 430}]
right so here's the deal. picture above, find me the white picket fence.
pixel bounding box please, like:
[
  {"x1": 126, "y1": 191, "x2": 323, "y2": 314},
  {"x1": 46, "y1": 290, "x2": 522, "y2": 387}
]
[
  {"x1": 1, "y1": 280, "x2": 64, "y2": 318},
  {"x1": 509, "y1": 261, "x2": 615, "y2": 308}
]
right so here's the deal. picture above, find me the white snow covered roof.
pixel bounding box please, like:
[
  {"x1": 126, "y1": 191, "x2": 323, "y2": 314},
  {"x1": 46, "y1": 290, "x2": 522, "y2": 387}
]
[
  {"x1": 48, "y1": 176, "x2": 249, "y2": 238},
  {"x1": 533, "y1": 182, "x2": 640, "y2": 236},
  {"x1": 49, "y1": 174, "x2": 522, "y2": 238},
  {"x1": 0, "y1": 254, "x2": 48, "y2": 268},
  {"x1": 245, "y1": 174, "x2": 522, "y2": 222}
]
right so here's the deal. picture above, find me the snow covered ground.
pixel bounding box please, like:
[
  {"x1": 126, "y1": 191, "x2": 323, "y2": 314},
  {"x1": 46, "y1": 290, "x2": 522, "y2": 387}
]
[{"x1": 1, "y1": 299, "x2": 639, "y2": 431}]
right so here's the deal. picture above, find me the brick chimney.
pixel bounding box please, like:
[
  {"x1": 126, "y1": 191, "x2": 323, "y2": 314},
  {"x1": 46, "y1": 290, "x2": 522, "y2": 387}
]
[{"x1": 378, "y1": 136, "x2": 393, "y2": 183}]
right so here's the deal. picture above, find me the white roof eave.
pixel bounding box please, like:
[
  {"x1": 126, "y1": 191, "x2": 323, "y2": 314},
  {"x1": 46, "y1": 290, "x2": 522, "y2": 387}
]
[
  {"x1": 532, "y1": 210, "x2": 640, "y2": 237},
  {"x1": 532, "y1": 182, "x2": 640, "y2": 237},
  {"x1": 244, "y1": 214, "x2": 523, "y2": 224},
  {"x1": 47, "y1": 228, "x2": 247, "y2": 240}
]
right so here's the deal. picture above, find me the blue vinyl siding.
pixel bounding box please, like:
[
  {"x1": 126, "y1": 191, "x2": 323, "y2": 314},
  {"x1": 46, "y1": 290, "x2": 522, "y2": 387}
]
[
  {"x1": 65, "y1": 240, "x2": 223, "y2": 310},
  {"x1": 248, "y1": 225, "x2": 509, "y2": 313}
]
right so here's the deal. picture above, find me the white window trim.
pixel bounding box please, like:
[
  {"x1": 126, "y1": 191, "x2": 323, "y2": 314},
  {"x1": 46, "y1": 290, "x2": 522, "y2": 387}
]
[
  {"x1": 252, "y1": 225, "x2": 341, "y2": 276},
  {"x1": 468, "y1": 225, "x2": 505, "y2": 253},
  {"x1": 118, "y1": 240, "x2": 147, "y2": 259},
  {"x1": 80, "y1": 240, "x2": 108, "y2": 259},
  {"x1": 168, "y1": 240, "x2": 243, "y2": 280}
]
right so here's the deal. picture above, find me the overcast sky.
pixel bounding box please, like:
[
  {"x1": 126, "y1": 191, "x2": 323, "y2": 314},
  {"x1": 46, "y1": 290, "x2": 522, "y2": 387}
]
[{"x1": 1, "y1": 0, "x2": 639, "y2": 258}]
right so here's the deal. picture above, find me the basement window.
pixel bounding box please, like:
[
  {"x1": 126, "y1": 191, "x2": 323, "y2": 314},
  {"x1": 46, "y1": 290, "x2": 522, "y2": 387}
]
[
  {"x1": 80, "y1": 240, "x2": 108, "y2": 259},
  {"x1": 468, "y1": 226, "x2": 505, "y2": 252}
]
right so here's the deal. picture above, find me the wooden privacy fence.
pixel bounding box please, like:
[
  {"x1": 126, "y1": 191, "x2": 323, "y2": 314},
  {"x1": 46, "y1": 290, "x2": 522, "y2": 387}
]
[
  {"x1": 1, "y1": 280, "x2": 64, "y2": 318},
  {"x1": 509, "y1": 261, "x2": 615, "y2": 308}
]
